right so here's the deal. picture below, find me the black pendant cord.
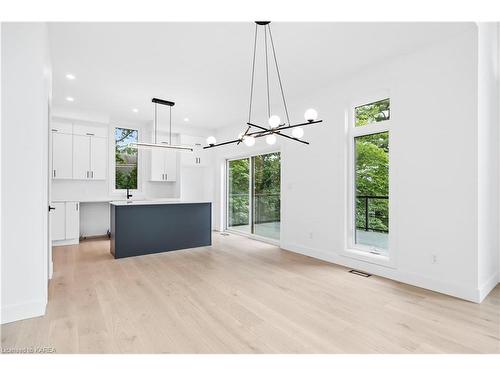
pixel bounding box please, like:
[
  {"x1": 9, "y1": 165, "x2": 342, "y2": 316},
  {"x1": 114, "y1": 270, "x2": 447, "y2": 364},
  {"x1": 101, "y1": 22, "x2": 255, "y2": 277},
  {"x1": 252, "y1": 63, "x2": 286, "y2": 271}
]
[
  {"x1": 264, "y1": 26, "x2": 270, "y2": 119},
  {"x1": 248, "y1": 23, "x2": 258, "y2": 124},
  {"x1": 268, "y1": 24, "x2": 291, "y2": 126},
  {"x1": 169, "y1": 105, "x2": 172, "y2": 145},
  {"x1": 154, "y1": 103, "x2": 158, "y2": 144}
]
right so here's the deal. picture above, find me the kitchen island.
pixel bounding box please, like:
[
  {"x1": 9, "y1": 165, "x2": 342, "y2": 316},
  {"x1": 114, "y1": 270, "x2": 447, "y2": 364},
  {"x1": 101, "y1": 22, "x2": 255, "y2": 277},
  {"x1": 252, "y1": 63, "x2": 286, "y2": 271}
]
[{"x1": 110, "y1": 200, "x2": 212, "y2": 259}]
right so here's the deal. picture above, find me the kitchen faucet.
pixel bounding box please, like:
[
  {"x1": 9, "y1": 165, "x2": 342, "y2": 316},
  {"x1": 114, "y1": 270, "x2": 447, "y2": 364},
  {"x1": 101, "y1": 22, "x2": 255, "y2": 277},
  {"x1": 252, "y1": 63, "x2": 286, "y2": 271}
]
[{"x1": 126, "y1": 188, "x2": 133, "y2": 200}]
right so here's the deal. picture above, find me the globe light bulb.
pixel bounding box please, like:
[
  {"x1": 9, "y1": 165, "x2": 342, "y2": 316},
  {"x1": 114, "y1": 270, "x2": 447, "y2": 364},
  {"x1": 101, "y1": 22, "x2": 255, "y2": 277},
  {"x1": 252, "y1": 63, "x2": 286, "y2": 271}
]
[
  {"x1": 292, "y1": 127, "x2": 304, "y2": 139},
  {"x1": 304, "y1": 108, "x2": 318, "y2": 122},
  {"x1": 268, "y1": 115, "x2": 281, "y2": 129},
  {"x1": 243, "y1": 135, "x2": 255, "y2": 147},
  {"x1": 206, "y1": 136, "x2": 216, "y2": 145},
  {"x1": 266, "y1": 134, "x2": 277, "y2": 145}
]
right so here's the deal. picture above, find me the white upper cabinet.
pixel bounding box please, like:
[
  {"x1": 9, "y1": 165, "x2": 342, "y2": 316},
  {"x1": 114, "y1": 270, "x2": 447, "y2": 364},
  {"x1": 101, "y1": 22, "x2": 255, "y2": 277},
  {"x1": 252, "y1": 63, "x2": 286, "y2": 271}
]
[
  {"x1": 90, "y1": 136, "x2": 107, "y2": 180},
  {"x1": 51, "y1": 119, "x2": 73, "y2": 134},
  {"x1": 73, "y1": 135, "x2": 91, "y2": 179},
  {"x1": 52, "y1": 121, "x2": 107, "y2": 181},
  {"x1": 180, "y1": 135, "x2": 211, "y2": 167},
  {"x1": 52, "y1": 132, "x2": 73, "y2": 179},
  {"x1": 150, "y1": 147, "x2": 178, "y2": 182}
]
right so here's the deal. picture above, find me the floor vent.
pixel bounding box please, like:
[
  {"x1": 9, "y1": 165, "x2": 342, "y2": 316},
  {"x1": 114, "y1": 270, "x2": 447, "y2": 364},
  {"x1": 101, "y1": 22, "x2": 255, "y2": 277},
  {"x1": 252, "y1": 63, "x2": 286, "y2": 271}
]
[{"x1": 349, "y1": 269, "x2": 371, "y2": 277}]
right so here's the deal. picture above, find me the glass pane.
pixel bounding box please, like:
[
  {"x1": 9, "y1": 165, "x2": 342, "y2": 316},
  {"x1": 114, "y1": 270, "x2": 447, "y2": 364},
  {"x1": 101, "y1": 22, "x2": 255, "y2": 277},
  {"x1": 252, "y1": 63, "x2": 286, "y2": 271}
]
[
  {"x1": 355, "y1": 98, "x2": 390, "y2": 127},
  {"x1": 252, "y1": 152, "x2": 281, "y2": 240},
  {"x1": 355, "y1": 132, "x2": 389, "y2": 254},
  {"x1": 227, "y1": 158, "x2": 251, "y2": 233},
  {"x1": 115, "y1": 128, "x2": 138, "y2": 189}
]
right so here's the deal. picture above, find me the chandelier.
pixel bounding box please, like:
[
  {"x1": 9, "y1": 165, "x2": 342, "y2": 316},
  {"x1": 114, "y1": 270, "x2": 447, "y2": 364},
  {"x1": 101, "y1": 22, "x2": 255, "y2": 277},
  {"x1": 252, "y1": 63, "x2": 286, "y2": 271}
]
[{"x1": 204, "y1": 21, "x2": 322, "y2": 149}]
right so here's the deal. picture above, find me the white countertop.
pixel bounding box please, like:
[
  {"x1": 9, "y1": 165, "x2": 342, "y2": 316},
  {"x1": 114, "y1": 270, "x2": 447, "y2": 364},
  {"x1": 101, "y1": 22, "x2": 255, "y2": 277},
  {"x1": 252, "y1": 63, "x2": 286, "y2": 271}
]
[{"x1": 110, "y1": 200, "x2": 211, "y2": 206}]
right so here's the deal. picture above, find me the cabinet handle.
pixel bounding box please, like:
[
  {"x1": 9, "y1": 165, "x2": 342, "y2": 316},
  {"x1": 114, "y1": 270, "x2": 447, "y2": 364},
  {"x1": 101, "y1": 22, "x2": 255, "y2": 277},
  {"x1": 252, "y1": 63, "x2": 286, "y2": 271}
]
[
  {"x1": 76, "y1": 203, "x2": 79, "y2": 211},
  {"x1": 165, "y1": 173, "x2": 167, "y2": 181},
  {"x1": 91, "y1": 171, "x2": 94, "y2": 178},
  {"x1": 51, "y1": 129, "x2": 58, "y2": 132},
  {"x1": 53, "y1": 170, "x2": 56, "y2": 178},
  {"x1": 86, "y1": 133, "x2": 95, "y2": 136},
  {"x1": 86, "y1": 171, "x2": 89, "y2": 178}
]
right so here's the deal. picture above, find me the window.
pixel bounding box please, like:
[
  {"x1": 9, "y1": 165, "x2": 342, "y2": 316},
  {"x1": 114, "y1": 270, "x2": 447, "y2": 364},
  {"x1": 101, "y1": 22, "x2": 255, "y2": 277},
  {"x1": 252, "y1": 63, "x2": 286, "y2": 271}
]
[
  {"x1": 227, "y1": 152, "x2": 281, "y2": 241},
  {"x1": 350, "y1": 98, "x2": 390, "y2": 256},
  {"x1": 115, "y1": 127, "x2": 138, "y2": 190},
  {"x1": 355, "y1": 98, "x2": 390, "y2": 127}
]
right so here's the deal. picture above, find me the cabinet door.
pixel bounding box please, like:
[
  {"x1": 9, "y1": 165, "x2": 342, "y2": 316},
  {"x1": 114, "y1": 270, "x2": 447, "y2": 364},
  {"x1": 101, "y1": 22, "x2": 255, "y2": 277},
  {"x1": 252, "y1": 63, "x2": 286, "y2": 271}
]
[
  {"x1": 73, "y1": 135, "x2": 91, "y2": 179},
  {"x1": 51, "y1": 202, "x2": 66, "y2": 241},
  {"x1": 150, "y1": 148, "x2": 165, "y2": 181},
  {"x1": 65, "y1": 202, "x2": 80, "y2": 240},
  {"x1": 90, "y1": 137, "x2": 107, "y2": 180},
  {"x1": 164, "y1": 151, "x2": 178, "y2": 181},
  {"x1": 52, "y1": 132, "x2": 73, "y2": 179}
]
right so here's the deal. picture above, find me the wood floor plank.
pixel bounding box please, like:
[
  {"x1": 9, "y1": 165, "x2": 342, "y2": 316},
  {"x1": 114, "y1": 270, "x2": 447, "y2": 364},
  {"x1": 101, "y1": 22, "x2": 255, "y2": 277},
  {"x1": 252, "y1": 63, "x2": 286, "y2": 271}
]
[{"x1": 1, "y1": 234, "x2": 499, "y2": 353}]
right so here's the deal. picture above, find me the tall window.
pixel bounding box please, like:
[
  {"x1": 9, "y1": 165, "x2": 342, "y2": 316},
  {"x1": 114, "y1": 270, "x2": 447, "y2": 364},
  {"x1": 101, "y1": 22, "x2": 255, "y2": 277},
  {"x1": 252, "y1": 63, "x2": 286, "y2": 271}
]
[
  {"x1": 115, "y1": 128, "x2": 138, "y2": 190},
  {"x1": 227, "y1": 152, "x2": 281, "y2": 241},
  {"x1": 351, "y1": 98, "x2": 390, "y2": 255}
]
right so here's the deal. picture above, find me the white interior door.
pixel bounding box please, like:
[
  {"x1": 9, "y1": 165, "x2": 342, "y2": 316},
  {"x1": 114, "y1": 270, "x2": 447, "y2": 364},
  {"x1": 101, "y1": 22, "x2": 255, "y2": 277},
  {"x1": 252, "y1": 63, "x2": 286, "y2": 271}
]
[
  {"x1": 73, "y1": 135, "x2": 90, "y2": 179},
  {"x1": 52, "y1": 132, "x2": 73, "y2": 179},
  {"x1": 90, "y1": 136, "x2": 107, "y2": 180}
]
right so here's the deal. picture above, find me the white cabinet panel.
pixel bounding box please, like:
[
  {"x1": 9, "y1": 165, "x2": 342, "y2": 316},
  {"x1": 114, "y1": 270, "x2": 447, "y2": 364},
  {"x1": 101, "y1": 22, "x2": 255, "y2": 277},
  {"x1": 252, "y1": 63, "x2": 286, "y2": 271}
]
[
  {"x1": 51, "y1": 202, "x2": 66, "y2": 241},
  {"x1": 180, "y1": 135, "x2": 211, "y2": 167},
  {"x1": 150, "y1": 148, "x2": 165, "y2": 181},
  {"x1": 73, "y1": 135, "x2": 91, "y2": 179},
  {"x1": 52, "y1": 132, "x2": 73, "y2": 179},
  {"x1": 65, "y1": 201, "x2": 80, "y2": 240},
  {"x1": 73, "y1": 124, "x2": 107, "y2": 138},
  {"x1": 90, "y1": 136, "x2": 107, "y2": 180},
  {"x1": 51, "y1": 120, "x2": 73, "y2": 134},
  {"x1": 164, "y1": 152, "x2": 178, "y2": 181}
]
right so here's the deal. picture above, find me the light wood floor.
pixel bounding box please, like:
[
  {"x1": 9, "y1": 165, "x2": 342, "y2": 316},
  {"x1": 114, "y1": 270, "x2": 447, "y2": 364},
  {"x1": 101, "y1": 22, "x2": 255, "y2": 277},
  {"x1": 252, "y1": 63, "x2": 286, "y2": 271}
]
[{"x1": 2, "y1": 234, "x2": 500, "y2": 353}]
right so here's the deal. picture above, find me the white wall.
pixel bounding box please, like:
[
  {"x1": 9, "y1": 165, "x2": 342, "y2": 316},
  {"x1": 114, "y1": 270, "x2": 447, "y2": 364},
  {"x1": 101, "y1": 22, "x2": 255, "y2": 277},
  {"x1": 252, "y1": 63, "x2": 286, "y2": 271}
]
[
  {"x1": 477, "y1": 23, "x2": 499, "y2": 300},
  {"x1": 1, "y1": 23, "x2": 52, "y2": 323},
  {"x1": 213, "y1": 26, "x2": 495, "y2": 302}
]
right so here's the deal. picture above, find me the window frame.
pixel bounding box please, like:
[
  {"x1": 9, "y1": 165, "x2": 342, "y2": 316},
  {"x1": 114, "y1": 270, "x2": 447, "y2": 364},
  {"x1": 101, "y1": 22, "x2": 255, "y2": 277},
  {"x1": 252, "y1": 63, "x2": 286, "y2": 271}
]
[
  {"x1": 344, "y1": 94, "x2": 395, "y2": 268},
  {"x1": 111, "y1": 125, "x2": 143, "y2": 195},
  {"x1": 224, "y1": 149, "x2": 282, "y2": 246}
]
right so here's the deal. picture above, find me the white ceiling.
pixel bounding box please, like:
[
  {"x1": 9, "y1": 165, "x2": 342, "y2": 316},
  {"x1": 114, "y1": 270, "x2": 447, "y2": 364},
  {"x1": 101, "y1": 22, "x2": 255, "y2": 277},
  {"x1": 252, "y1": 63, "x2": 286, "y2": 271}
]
[{"x1": 48, "y1": 22, "x2": 473, "y2": 129}]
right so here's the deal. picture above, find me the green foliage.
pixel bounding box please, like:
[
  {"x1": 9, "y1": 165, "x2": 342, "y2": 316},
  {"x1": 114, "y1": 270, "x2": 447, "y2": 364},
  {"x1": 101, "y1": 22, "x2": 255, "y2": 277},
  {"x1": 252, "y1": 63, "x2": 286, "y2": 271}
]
[
  {"x1": 355, "y1": 132, "x2": 389, "y2": 232},
  {"x1": 228, "y1": 153, "x2": 281, "y2": 226},
  {"x1": 355, "y1": 98, "x2": 390, "y2": 127},
  {"x1": 115, "y1": 128, "x2": 138, "y2": 189}
]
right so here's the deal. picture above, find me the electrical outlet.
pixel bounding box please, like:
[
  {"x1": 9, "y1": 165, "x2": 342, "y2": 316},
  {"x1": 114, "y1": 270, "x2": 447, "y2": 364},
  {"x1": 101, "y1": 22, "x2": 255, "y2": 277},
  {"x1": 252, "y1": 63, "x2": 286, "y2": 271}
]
[
  {"x1": 431, "y1": 254, "x2": 438, "y2": 264},
  {"x1": 308, "y1": 232, "x2": 313, "y2": 239}
]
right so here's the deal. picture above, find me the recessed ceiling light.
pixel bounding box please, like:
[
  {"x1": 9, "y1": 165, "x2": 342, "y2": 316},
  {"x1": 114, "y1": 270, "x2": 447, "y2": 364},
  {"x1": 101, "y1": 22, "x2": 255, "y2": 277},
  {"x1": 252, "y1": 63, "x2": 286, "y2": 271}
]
[
  {"x1": 132, "y1": 108, "x2": 139, "y2": 113},
  {"x1": 184, "y1": 118, "x2": 189, "y2": 122},
  {"x1": 66, "y1": 97, "x2": 74, "y2": 102},
  {"x1": 66, "y1": 73, "x2": 75, "y2": 80}
]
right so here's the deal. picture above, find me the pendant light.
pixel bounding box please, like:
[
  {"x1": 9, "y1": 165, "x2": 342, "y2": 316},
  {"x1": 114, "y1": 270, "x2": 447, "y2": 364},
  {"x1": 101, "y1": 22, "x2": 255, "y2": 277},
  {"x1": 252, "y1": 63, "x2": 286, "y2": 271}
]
[
  {"x1": 132, "y1": 98, "x2": 193, "y2": 151},
  {"x1": 204, "y1": 21, "x2": 323, "y2": 149}
]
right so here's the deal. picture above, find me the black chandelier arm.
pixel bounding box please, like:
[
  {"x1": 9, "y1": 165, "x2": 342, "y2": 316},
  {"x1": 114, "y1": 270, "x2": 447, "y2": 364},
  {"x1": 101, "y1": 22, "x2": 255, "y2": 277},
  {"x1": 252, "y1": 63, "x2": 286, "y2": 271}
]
[
  {"x1": 236, "y1": 125, "x2": 251, "y2": 145},
  {"x1": 246, "y1": 122, "x2": 309, "y2": 145},
  {"x1": 247, "y1": 119, "x2": 322, "y2": 131}
]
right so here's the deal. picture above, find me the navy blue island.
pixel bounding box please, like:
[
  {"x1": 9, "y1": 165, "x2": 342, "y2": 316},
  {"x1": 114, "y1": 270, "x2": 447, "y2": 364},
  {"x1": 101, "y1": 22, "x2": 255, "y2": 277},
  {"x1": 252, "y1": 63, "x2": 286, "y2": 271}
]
[{"x1": 110, "y1": 200, "x2": 212, "y2": 259}]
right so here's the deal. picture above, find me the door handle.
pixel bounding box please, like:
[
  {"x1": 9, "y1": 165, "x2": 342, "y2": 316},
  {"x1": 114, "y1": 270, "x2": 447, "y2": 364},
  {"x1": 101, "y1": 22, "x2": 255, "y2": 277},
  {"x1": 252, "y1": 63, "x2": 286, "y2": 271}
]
[{"x1": 48, "y1": 205, "x2": 56, "y2": 211}]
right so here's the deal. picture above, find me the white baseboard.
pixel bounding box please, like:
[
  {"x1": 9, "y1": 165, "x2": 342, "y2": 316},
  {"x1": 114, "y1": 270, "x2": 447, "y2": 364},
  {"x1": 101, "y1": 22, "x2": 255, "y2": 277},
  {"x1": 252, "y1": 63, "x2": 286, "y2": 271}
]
[
  {"x1": 1, "y1": 299, "x2": 46, "y2": 324},
  {"x1": 281, "y1": 242, "x2": 481, "y2": 303},
  {"x1": 52, "y1": 238, "x2": 79, "y2": 247},
  {"x1": 477, "y1": 272, "x2": 499, "y2": 302}
]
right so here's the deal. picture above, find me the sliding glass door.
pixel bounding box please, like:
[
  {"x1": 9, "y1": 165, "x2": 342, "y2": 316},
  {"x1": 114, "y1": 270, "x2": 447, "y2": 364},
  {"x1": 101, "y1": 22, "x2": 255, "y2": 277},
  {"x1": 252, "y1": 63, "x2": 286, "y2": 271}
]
[{"x1": 227, "y1": 152, "x2": 281, "y2": 240}]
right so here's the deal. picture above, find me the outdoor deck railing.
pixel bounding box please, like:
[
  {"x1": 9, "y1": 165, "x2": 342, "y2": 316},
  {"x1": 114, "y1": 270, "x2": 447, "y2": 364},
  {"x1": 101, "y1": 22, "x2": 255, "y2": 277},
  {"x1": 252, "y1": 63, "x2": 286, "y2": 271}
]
[{"x1": 356, "y1": 195, "x2": 389, "y2": 233}]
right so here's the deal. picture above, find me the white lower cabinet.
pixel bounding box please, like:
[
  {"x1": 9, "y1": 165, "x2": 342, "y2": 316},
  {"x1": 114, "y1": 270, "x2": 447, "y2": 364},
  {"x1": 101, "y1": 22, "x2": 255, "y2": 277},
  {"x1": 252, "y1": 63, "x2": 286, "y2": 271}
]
[
  {"x1": 51, "y1": 202, "x2": 66, "y2": 241},
  {"x1": 51, "y1": 201, "x2": 80, "y2": 245}
]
